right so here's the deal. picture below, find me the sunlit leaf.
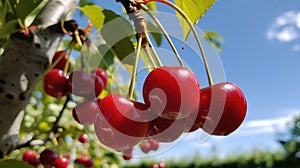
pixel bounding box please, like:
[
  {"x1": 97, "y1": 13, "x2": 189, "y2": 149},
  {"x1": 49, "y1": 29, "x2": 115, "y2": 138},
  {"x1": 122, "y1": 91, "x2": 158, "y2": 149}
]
[
  {"x1": 174, "y1": 0, "x2": 216, "y2": 40},
  {"x1": 203, "y1": 31, "x2": 224, "y2": 52},
  {"x1": 79, "y1": 5, "x2": 105, "y2": 30}
]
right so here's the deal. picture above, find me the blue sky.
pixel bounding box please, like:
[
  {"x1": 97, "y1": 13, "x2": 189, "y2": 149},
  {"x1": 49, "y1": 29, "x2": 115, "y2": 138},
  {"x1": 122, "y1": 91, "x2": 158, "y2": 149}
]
[{"x1": 77, "y1": 0, "x2": 300, "y2": 162}]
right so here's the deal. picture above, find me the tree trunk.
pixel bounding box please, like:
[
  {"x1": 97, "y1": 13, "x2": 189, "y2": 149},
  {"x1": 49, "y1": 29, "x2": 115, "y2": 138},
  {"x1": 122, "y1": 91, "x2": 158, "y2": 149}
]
[{"x1": 0, "y1": 0, "x2": 79, "y2": 158}]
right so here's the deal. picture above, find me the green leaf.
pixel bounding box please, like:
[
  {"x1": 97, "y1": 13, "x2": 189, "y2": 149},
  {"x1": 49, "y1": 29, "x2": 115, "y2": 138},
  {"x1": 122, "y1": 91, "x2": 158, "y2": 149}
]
[
  {"x1": 100, "y1": 9, "x2": 135, "y2": 65},
  {"x1": 203, "y1": 31, "x2": 224, "y2": 52},
  {"x1": 14, "y1": 0, "x2": 46, "y2": 22},
  {"x1": 0, "y1": 19, "x2": 19, "y2": 38},
  {"x1": 79, "y1": 6, "x2": 135, "y2": 71},
  {"x1": 23, "y1": 0, "x2": 49, "y2": 27},
  {"x1": 79, "y1": 5, "x2": 105, "y2": 30},
  {"x1": 174, "y1": 0, "x2": 216, "y2": 40},
  {"x1": 146, "y1": 2, "x2": 157, "y2": 11},
  {"x1": 0, "y1": 160, "x2": 32, "y2": 168},
  {"x1": 147, "y1": 21, "x2": 162, "y2": 46}
]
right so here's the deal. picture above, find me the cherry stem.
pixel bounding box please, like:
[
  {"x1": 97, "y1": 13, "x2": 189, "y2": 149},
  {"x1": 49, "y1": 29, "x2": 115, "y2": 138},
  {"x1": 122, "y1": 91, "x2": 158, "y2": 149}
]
[
  {"x1": 128, "y1": 34, "x2": 143, "y2": 99},
  {"x1": 143, "y1": 46, "x2": 157, "y2": 69},
  {"x1": 144, "y1": 32, "x2": 162, "y2": 67},
  {"x1": 140, "y1": 4, "x2": 184, "y2": 67},
  {"x1": 143, "y1": 0, "x2": 213, "y2": 86}
]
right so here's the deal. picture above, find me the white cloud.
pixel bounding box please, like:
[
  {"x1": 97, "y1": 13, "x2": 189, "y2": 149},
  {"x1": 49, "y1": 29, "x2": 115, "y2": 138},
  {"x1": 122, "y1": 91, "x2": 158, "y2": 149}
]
[
  {"x1": 267, "y1": 10, "x2": 300, "y2": 42},
  {"x1": 236, "y1": 109, "x2": 300, "y2": 136}
]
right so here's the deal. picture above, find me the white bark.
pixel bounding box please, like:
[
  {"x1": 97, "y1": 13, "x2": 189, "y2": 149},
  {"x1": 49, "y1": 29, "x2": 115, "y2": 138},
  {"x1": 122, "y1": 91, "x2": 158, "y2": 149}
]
[{"x1": 0, "y1": 0, "x2": 79, "y2": 157}]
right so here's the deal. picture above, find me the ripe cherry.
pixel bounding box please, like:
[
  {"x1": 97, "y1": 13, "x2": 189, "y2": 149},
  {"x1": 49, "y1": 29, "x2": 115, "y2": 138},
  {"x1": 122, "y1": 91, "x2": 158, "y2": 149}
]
[
  {"x1": 72, "y1": 100, "x2": 99, "y2": 125},
  {"x1": 39, "y1": 149, "x2": 59, "y2": 167},
  {"x1": 23, "y1": 151, "x2": 40, "y2": 166},
  {"x1": 78, "y1": 134, "x2": 89, "y2": 143},
  {"x1": 52, "y1": 50, "x2": 71, "y2": 71},
  {"x1": 148, "y1": 138, "x2": 159, "y2": 151},
  {"x1": 54, "y1": 158, "x2": 68, "y2": 168},
  {"x1": 148, "y1": 117, "x2": 187, "y2": 142},
  {"x1": 43, "y1": 69, "x2": 69, "y2": 98},
  {"x1": 22, "y1": 151, "x2": 37, "y2": 162},
  {"x1": 86, "y1": 74, "x2": 104, "y2": 99},
  {"x1": 94, "y1": 94, "x2": 149, "y2": 151},
  {"x1": 92, "y1": 68, "x2": 108, "y2": 87},
  {"x1": 83, "y1": 159, "x2": 94, "y2": 168},
  {"x1": 68, "y1": 70, "x2": 93, "y2": 97},
  {"x1": 122, "y1": 148, "x2": 133, "y2": 160},
  {"x1": 74, "y1": 157, "x2": 87, "y2": 165},
  {"x1": 139, "y1": 140, "x2": 151, "y2": 153},
  {"x1": 143, "y1": 66, "x2": 200, "y2": 120},
  {"x1": 188, "y1": 82, "x2": 247, "y2": 135}
]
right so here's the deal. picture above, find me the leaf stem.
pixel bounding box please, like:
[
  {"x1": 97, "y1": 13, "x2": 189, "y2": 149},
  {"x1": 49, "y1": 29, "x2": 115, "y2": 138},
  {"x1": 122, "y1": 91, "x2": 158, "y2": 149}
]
[
  {"x1": 128, "y1": 34, "x2": 143, "y2": 99},
  {"x1": 143, "y1": 0, "x2": 213, "y2": 86},
  {"x1": 140, "y1": 4, "x2": 184, "y2": 67}
]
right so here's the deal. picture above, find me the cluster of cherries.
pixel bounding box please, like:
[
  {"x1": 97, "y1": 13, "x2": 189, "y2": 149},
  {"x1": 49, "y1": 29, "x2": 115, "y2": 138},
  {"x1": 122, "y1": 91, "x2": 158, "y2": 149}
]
[
  {"x1": 43, "y1": 50, "x2": 108, "y2": 126},
  {"x1": 92, "y1": 66, "x2": 247, "y2": 160},
  {"x1": 22, "y1": 134, "x2": 94, "y2": 168},
  {"x1": 43, "y1": 51, "x2": 247, "y2": 161}
]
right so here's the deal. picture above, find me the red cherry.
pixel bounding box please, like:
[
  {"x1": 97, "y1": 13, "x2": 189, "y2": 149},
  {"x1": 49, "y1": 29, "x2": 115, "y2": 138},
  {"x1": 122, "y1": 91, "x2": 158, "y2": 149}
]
[
  {"x1": 78, "y1": 134, "x2": 89, "y2": 143},
  {"x1": 43, "y1": 69, "x2": 69, "y2": 98},
  {"x1": 122, "y1": 148, "x2": 133, "y2": 160},
  {"x1": 148, "y1": 138, "x2": 159, "y2": 151},
  {"x1": 68, "y1": 70, "x2": 93, "y2": 97},
  {"x1": 86, "y1": 75, "x2": 104, "y2": 99},
  {"x1": 139, "y1": 140, "x2": 151, "y2": 153},
  {"x1": 143, "y1": 66, "x2": 200, "y2": 120},
  {"x1": 27, "y1": 157, "x2": 40, "y2": 167},
  {"x1": 52, "y1": 50, "x2": 71, "y2": 71},
  {"x1": 22, "y1": 151, "x2": 37, "y2": 162},
  {"x1": 54, "y1": 158, "x2": 68, "y2": 168},
  {"x1": 92, "y1": 68, "x2": 108, "y2": 87},
  {"x1": 188, "y1": 82, "x2": 247, "y2": 135},
  {"x1": 39, "y1": 149, "x2": 59, "y2": 167},
  {"x1": 94, "y1": 94, "x2": 149, "y2": 151},
  {"x1": 148, "y1": 117, "x2": 186, "y2": 142},
  {"x1": 75, "y1": 157, "x2": 87, "y2": 165},
  {"x1": 72, "y1": 100, "x2": 99, "y2": 125},
  {"x1": 83, "y1": 159, "x2": 94, "y2": 167}
]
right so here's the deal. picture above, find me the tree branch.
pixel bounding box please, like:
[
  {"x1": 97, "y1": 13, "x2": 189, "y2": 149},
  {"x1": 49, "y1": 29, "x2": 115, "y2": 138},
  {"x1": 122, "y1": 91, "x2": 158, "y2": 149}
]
[{"x1": 0, "y1": 0, "x2": 79, "y2": 158}]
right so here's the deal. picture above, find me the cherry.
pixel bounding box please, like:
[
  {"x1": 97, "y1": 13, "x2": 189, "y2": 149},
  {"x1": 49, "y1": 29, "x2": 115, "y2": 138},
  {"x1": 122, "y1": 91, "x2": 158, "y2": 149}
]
[
  {"x1": 188, "y1": 82, "x2": 247, "y2": 135},
  {"x1": 86, "y1": 74, "x2": 104, "y2": 99},
  {"x1": 143, "y1": 66, "x2": 200, "y2": 120},
  {"x1": 67, "y1": 70, "x2": 93, "y2": 97},
  {"x1": 22, "y1": 151, "x2": 40, "y2": 166},
  {"x1": 148, "y1": 138, "x2": 159, "y2": 151},
  {"x1": 139, "y1": 140, "x2": 151, "y2": 153},
  {"x1": 75, "y1": 157, "x2": 87, "y2": 165},
  {"x1": 72, "y1": 100, "x2": 99, "y2": 125},
  {"x1": 43, "y1": 69, "x2": 69, "y2": 98},
  {"x1": 22, "y1": 151, "x2": 37, "y2": 162},
  {"x1": 83, "y1": 159, "x2": 94, "y2": 168},
  {"x1": 94, "y1": 94, "x2": 149, "y2": 151},
  {"x1": 92, "y1": 68, "x2": 108, "y2": 87},
  {"x1": 54, "y1": 158, "x2": 68, "y2": 168},
  {"x1": 78, "y1": 134, "x2": 89, "y2": 143},
  {"x1": 52, "y1": 50, "x2": 71, "y2": 71},
  {"x1": 148, "y1": 117, "x2": 187, "y2": 142},
  {"x1": 122, "y1": 148, "x2": 133, "y2": 160},
  {"x1": 39, "y1": 149, "x2": 59, "y2": 167}
]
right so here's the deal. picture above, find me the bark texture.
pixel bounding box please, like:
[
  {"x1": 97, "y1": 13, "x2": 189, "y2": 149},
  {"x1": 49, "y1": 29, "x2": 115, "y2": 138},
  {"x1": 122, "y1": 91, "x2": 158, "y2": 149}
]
[{"x1": 0, "y1": 0, "x2": 79, "y2": 157}]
